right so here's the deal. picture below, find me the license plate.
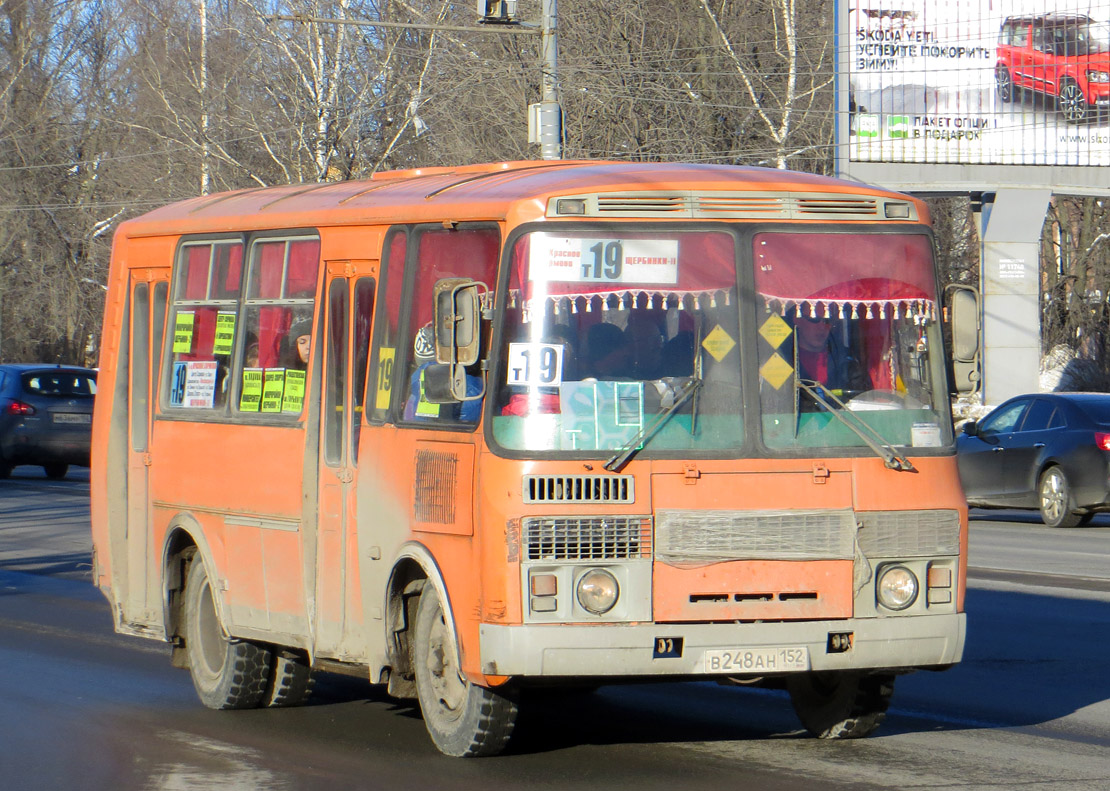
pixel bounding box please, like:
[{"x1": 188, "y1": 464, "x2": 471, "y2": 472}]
[
  {"x1": 703, "y1": 646, "x2": 810, "y2": 673},
  {"x1": 52, "y1": 413, "x2": 90, "y2": 424}
]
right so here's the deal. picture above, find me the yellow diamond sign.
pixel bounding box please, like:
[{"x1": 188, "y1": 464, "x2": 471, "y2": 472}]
[
  {"x1": 759, "y1": 313, "x2": 793, "y2": 350},
  {"x1": 760, "y1": 352, "x2": 794, "y2": 390},
  {"x1": 701, "y1": 324, "x2": 736, "y2": 362}
]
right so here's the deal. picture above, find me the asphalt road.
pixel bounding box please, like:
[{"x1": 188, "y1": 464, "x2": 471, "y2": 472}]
[{"x1": 2, "y1": 468, "x2": 1109, "y2": 790}]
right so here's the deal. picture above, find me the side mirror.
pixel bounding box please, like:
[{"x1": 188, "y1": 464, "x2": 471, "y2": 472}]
[
  {"x1": 961, "y1": 420, "x2": 978, "y2": 436},
  {"x1": 946, "y1": 284, "x2": 981, "y2": 396},
  {"x1": 421, "y1": 361, "x2": 485, "y2": 404},
  {"x1": 433, "y1": 278, "x2": 482, "y2": 366}
]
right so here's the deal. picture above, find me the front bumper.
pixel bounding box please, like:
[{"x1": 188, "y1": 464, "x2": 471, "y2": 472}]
[{"x1": 480, "y1": 612, "x2": 965, "y2": 677}]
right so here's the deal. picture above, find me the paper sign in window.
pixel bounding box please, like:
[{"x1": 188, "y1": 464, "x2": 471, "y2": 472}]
[
  {"x1": 375, "y1": 347, "x2": 396, "y2": 411},
  {"x1": 282, "y1": 369, "x2": 306, "y2": 413},
  {"x1": 530, "y1": 235, "x2": 679, "y2": 285},
  {"x1": 261, "y1": 369, "x2": 285, "y2": 413},
  {"x1": 240, "y1": 368, "x2": 263, "y2": 411},
  {"x1": 173, "y1": 311, "x2": 195, "y2": 353},
  {"x1": 213, "y1": 311, "x2": 236, "y2": 355},
  {"x1": 506, "y1": 342, "x2": 564, "y2": 387},
  {"x1": 183, "y1": 361, "x2": 217, "y2": 408}
]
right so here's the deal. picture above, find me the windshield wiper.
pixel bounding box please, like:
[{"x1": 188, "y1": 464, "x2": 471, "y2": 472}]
[
  {"x1": 604, "y1": 377, "x2": 702, "y2": 473},
  {"x1": 794, "y1": 375, "x2": 916, "y2": 473}
]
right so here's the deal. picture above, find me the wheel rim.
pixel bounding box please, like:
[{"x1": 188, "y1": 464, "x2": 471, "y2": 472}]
[
  {"x1": 424, "y1": 605, "x2": 467, "y2": 718},
  {"x1": 1060, "y1": 83, "x2": 1087, "y2": 121},
  {"x1": 1041, "y1": 470, "x2": 1067, "y2": 524},
  {"x1": 997, "y1": 69, "x2": 1012, "y2": 101},
  {"x1": 194, "y1": 576, "x2": 228, "y2": 678}
]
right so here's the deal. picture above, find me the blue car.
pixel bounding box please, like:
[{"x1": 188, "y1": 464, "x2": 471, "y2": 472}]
[
  {"x1": 0, "y1": 364, "x2": 97, "y2": 480},
  {"x1": 957, "y1": 392, "x2": 1110, "y2": 528}
]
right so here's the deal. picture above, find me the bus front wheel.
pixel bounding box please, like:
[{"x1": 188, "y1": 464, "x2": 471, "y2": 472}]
[
  {"x1": 786, "y1": 671, "x2": 894, "y2": 739},
  {"x1": 183, "y1": 557, "x2": 273, "y2": 709},
  {"x1": 413, "y1": 585, "x2": 518, "y2": 757}
]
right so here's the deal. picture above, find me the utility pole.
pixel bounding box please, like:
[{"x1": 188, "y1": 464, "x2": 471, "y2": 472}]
[{"x1": 537, "y1": 0, "x2": 562, "y2": 160}]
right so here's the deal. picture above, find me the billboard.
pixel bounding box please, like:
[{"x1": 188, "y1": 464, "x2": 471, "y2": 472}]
[{"x1": 837, "y1": 1, "x2": 1110, "y2": 193}]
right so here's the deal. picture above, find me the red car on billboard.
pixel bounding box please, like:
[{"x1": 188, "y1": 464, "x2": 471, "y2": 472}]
[{"x1": 996, "y1": 13, "x2": 1110, "y2": 124}]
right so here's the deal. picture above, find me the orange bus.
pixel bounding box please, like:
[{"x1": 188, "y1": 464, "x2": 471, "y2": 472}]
[{"x1": 91, "y1": 161, "x2": 967, "y2": 756}]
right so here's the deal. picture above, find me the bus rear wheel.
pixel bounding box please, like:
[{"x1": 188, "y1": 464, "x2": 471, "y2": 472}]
[
  {"x1": 786, "y1": 671, "x2": 894, "y2": 739},
  {"x1": 266, "y1": 649, "x2": 314, "y2": 707},
  {"x1": 183, "y1": 557, "x2": 273, "y2": 709},
  {"x1": 413, "y1": 585, "x2": 518, "y2": 757}
]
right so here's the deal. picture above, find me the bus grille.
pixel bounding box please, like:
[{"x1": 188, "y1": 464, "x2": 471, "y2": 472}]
[
  {"x1": 655, "y1": 509, "x2": 857, "y2": 564},
  {"x1": 523, "y1": 516, "x2": 652, "y2": 561},
  {"x1": 522, "y1": 475, "x2": 634, "y2": 504},
  {"x1": 856, "y1": 510, "x2": 960, "y2": 557}
]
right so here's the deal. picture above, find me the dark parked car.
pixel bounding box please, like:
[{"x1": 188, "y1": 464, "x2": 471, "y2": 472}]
[
  {"x1": 957, "y1": 392, "x2": 1110, "y2": 528},
  {"x1": 0, "y1": 364, "x2": 97, "y2": 480}
]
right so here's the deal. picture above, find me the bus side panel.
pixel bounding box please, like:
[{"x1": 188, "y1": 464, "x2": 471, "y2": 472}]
[{"x1": 149, "y1": 419, "x2": 310, "y2": 642}]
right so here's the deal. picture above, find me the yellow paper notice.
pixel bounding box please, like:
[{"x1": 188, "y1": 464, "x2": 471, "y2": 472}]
[
  {"x1": 701, "y1": 324, "x2": 737, "y2": 363},
  {"x1": 760, "y1": 352, "x2": 795, "y2": 390},
  {"x1": 239, "y1": 368, "x2": 263, "y2": 411},
  {"x1": 261, "y1": 369, "x2": 285, "y2": 412},
  {"x1": 282, "y1": 369, "x2": 307, "y2": 413},
  {"x1": 375, "y1": 347, "x2": 396, "y2": 410},
  {"x1": 172, "y1": 311, "x2": 195, "y2": 354},
  {"x1": 213, "y1": 312, "x2": 236, "y2": 356},
  {"x1": 758, "y1": 313, "x2": 793, "y2": 350}
]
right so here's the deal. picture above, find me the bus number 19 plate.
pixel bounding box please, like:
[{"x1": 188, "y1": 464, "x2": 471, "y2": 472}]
[{"x1": 703, "y1": 646, "x2": 809, "y2": 673}]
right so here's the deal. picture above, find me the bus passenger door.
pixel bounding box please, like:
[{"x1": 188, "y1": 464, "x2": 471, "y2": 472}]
[
  {"x1": 315, "y1": 269, "x2": 375, "y2": 658},
  {"x1": 126, "y1": 271, "x2": 168, "y2": 623}
]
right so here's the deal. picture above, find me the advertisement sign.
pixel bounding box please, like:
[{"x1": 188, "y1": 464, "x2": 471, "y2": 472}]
[{"x1": 839, "y1": 0, "x2": 1110, "y2": 192}]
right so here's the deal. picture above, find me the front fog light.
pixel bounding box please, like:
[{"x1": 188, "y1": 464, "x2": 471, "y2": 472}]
[
  {"x1": 576, "y1": 569, "x2": 619, "y2": 614},
  {"x1": 877, "y1": 565, "x2": 918, "y2": 611}
]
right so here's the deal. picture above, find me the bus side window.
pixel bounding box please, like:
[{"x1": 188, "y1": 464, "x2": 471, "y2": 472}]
[
  {"x1": 369, "y1": 230, "x2": 407, "y2": 423},
  {"x1": 165, "y1": 240, "x2": 243, "y2": 411},
  {"x1": 399, "y1": 225, "x2": 498, "y2": 427},
  {"x1": 352, "y1": 277, "x2": 375, "y2": 458},
  {"x1": 236, "y1": 236, "x2": 319, "y2": 416}
]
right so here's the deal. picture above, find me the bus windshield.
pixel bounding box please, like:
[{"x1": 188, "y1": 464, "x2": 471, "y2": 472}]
[
  {"x1": 754, "y1": 231, "x2": 951, "y2": 452},
  {"x1": 491, "y1": 227, "x2": 951, "y2": 456},
  {"x1": 492, "y1": 228, "x2": 742, "y2": 453}
]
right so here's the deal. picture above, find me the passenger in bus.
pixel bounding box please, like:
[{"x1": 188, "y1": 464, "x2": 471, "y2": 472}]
[
  {"x1": 582, "y1": 322, "x2": 629, "y2": 379},
  {"x1": 794, "y1": 314, "x2": 870, "y2": 393},
  {"x1": 661, "y1": 330, "x2": 696, "y2": 376},
  {"x1": 405, "y1": 323, "x2": 482, "y2": 422},
  {"x1": 283, "y1": 317, "x2": 313, "y2": 370},
  {"x1": 623, "y1": 313, "x2": 666, "y2": 380}
]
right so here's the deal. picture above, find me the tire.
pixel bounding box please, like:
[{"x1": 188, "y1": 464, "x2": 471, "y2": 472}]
[
  {"x1": 786, "y1": 672, "x2": 894, "y2": 739},
  {"x1": 43, "y1": 463, "x2": 68, "y2": 480},
  {"x1": 1038, "y1": 467, "x2": 1083, "y2": 528},
  {"x1": 266, "y1": 649, "x2": 315, "y2": 707},
  {"x1": 996, "y1": 66, "x2": 1014, "y2": 103},
  {"x1": 1058, "y1": 80, "x2": 1090, "y2": 124},
  {"x1": 413, "y1": 585, "x2": 518, "y2": 757},
  {"x1": 183, "y1": 557, "x2": 273, "y2": 709},
  {"x1": 0, "y1": 463, "x2": 11, "y2": 479}
]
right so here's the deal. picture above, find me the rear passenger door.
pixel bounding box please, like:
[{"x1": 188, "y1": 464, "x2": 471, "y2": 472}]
[{"x1": 127, "y1": 269, "x2": 169, "y2": 622}]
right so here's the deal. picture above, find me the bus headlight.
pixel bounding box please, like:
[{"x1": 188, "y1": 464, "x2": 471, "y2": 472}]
[
  {"x1": 877, "y1": 565, "x2": 918, "y2": 611},
  {"x1": 576, "y1": 569, "x2": 619, "y2": 614}
]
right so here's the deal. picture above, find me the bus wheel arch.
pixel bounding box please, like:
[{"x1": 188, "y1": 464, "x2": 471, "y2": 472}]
[
  {"x1": 162, "y1": 519, "x2": 208, "y2": 667},
  {"x1": 385, "y1": 545, "x2": 459, "y2": 699}
]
